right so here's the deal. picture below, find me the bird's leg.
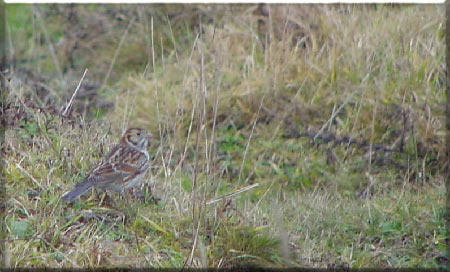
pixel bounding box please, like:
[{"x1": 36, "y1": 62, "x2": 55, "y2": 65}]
[{"x1": 126, "y1": 185, "x2": 160, "y2": 204}]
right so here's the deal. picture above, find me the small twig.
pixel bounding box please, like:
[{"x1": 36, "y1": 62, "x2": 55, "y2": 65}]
[
  {"x1": 101, "y1": 16, "x2": 136, "y2": 91},
  {"x1": 151, "y1": 16, "x2": 164, "y2": 174},
  {"x1": 174, "y1": 33, "x2": 200, "y2": 173},
  {"x1": 15, "y1": 163, "x2": 45, "y2": 191},
  {"x1": 238, "y1": 92, "x2": 266, "y2": 182},
  {"x1": 314, "y1": 91, "x2": 355, "y2": 142},
  {"x1": 166, "y1": 13, "x2": 179, "y2": 64},
  {"x1": 368, "y1": 94, "x2": 379, "y2": 173},
  {"x1": 33, "y1": 6, "x2": 64, "y2": 84},
  {"x1": 249, "y1": 180, "x2": 274, "y2": 214},
  {"x1": 206, "y1": 183, "x2": 259, "y2": 205},
  {"x1": 400, "y1": 108, "x2": 408, "y2": 152},
  {"x1": 187, "y1": 53, "x2": 205, "y2": 268},
  {"x1": 62, "y1": 68, "x2": 88, "y2": 117}
]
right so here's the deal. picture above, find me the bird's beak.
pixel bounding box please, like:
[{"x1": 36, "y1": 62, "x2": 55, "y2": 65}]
[{"x1": 147, "y1": 133, "x2": 153, "y2": 141}]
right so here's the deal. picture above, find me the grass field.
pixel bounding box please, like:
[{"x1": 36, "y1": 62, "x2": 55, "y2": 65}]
[{"x1": 2, "y1": 4, "x2": 448, "y2": 268}]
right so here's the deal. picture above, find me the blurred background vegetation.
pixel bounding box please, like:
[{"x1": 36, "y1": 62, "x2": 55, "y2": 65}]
[{"x1": 2, "y1": 4, "x2": 448, "y2": 268}]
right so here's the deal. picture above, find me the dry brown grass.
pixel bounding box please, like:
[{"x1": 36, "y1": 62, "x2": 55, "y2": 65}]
[{"x1": 3, "y1": 4, "x2": 447, "y2": 268}]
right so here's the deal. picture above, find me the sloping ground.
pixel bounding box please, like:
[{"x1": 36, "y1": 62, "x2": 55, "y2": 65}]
[{"x1": 3, "y1": 4, "x2": 447, "y2": 268}]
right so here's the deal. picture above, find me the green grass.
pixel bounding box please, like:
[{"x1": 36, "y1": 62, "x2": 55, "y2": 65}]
[{"x1": 3, "y1": 4, "x2": 447, "y2": 268}]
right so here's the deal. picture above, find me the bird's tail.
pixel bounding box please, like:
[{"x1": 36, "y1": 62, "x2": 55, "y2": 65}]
[{"x1": 61, "y1": 179, "x2": 93, "y2": 203}]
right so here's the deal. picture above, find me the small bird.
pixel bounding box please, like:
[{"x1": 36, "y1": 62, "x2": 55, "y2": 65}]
[{"x1": 61, "y1": 127, "x2": 152, "y2": 203}]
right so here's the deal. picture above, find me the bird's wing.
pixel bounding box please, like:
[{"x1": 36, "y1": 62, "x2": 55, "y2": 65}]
[
  {"x1": 86, "y1": 146, "x2": 148, "y2": 185},
  {"x1": 108, "y1": 145, "x2": 147, "y2": 168}
]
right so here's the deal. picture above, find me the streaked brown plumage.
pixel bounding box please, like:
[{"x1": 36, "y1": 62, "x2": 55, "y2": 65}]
[{"x1": 61, "y1": 127, "x2": 152, "y2": 203}]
